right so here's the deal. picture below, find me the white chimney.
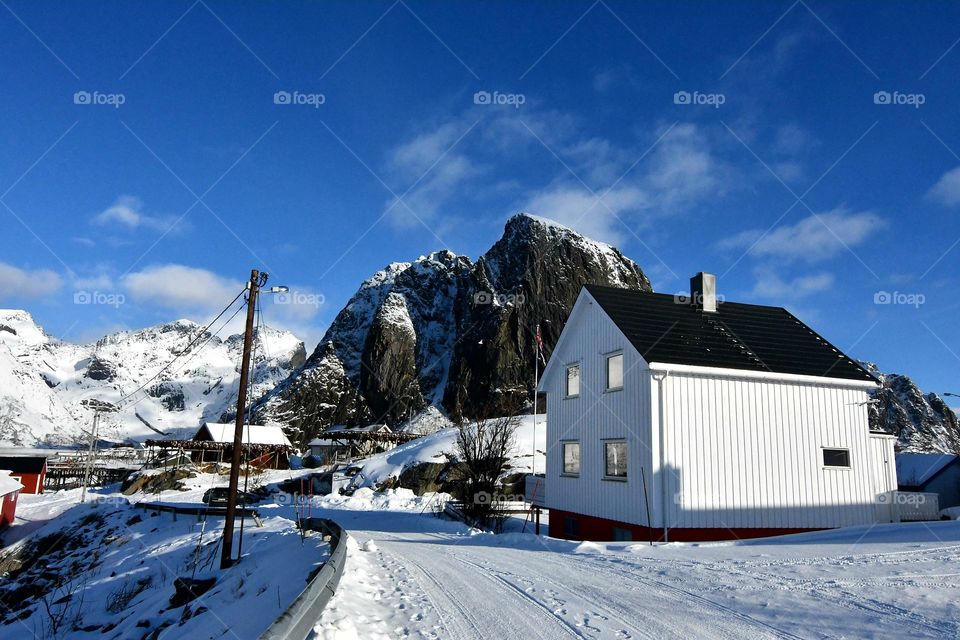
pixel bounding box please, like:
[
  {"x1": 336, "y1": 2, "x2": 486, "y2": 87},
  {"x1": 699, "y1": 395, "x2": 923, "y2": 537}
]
[{"x1": 691, "y1": 272, "x2": 717, "y2": 313}]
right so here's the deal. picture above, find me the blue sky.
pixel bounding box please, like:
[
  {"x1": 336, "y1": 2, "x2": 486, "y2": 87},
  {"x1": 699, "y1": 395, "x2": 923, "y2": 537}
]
[{"x1": 1, "y1": 0, "x2": 959, "y2": 399}]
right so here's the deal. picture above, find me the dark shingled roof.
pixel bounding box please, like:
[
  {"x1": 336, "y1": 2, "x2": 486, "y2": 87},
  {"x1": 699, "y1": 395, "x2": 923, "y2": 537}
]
[
  {"x1": 0, "y1": 456, "x2": 48, "y2": 474},
  {"x1": 585, "y1": 285, "x2": 876, "y2": 382}
]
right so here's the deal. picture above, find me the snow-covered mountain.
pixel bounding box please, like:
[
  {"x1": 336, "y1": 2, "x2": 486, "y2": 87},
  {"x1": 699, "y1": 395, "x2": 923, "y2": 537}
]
[
  {"x1": 863, "y1": 363, "x2": 960, "y2": 453},
  {"x1": 255, "y1": 213, "x2": 651, "y2": 443},
  {"x1": 0, "y1": 310, "x2": 305, "y2": 446}
]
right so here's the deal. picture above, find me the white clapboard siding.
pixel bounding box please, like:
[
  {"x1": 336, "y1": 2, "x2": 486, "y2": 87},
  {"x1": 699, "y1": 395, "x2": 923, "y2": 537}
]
[
  {"x1": 543, "y1": 293, "x2": 654, "y2": 526},
  {"x1": 656, "y1": 371, "x2": 883, "y2": 529}
]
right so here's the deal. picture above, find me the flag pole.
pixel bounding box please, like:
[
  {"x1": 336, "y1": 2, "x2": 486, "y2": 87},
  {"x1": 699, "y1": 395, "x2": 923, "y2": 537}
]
[{"x1": 533, "y1": 322, "x2": 538, "y2": 475}]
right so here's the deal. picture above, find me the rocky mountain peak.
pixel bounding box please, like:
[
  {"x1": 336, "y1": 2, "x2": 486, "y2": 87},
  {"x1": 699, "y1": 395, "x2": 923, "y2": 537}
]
[{"x1": 255, "y1": 213, "x2": 652, "y2": 443}]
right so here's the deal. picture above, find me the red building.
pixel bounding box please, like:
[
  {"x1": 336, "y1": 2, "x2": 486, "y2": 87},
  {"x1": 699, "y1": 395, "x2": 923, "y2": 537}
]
[
  {"x1": 0, "y1": 470, "x2": 23, "y2": 529},
  {"x1": 0, "y1": 456, "x2": 47, "y2": 495}
]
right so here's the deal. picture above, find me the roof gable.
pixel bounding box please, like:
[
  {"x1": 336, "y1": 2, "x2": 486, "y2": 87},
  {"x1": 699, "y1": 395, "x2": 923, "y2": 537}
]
[{"x1": 584, "y1": 285, "x2": 875, "y2": 382}]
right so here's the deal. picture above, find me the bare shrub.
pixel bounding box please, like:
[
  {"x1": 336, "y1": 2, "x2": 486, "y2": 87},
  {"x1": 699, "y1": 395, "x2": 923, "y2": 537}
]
[{"x1": 449, "y1": 415, "x2": 518, "y2": 529}]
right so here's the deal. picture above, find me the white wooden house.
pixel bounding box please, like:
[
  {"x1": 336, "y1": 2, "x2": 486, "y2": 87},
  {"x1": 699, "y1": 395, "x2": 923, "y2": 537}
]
[{"x1": 538, "y1": 273, "x2": 898, "y2": 542}]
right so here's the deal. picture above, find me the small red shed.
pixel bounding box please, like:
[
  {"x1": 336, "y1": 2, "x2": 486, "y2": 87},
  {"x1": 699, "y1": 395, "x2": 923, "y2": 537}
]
[
  {"x1": 0, "y1": 470, "x2": 23, "y2": 529},
  {"x1": 0, "y1": 456, "x2": 47, "y2": 494}
]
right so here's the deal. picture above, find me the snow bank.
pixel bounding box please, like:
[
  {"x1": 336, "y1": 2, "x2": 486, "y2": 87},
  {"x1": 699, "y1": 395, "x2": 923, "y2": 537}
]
[{"x1": 351, "y1": 414, "x2": 547, "y2": 489}]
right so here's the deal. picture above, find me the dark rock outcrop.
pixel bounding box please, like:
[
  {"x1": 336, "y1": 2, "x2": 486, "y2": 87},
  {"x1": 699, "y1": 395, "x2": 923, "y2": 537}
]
[{"x1": 255, "y1": 214, "x2": 651, "y2": 444}]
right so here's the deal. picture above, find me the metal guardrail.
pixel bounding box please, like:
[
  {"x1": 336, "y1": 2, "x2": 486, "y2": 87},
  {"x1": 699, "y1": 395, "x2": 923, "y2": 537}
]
[{"x1": 258, "y1": 518, "x2": 349, "y2": 640}]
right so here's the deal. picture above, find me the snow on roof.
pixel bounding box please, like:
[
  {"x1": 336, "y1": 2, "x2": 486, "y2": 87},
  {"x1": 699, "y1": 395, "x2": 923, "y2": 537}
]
[
  {"x1": 0, "y1": 469, "x2": 23, "y2": 495},
  {"x1": 196, "y1": 423, "x2": 292, "y2": 446},
  {"x1": 896, "y1": 452, "x2": 959, "y2": 487}
]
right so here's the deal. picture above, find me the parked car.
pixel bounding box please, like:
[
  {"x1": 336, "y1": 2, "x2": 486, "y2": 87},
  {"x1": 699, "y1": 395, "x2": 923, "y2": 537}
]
[{"x1": 202, "y1": 487, "x2": 259, "y2": 507}]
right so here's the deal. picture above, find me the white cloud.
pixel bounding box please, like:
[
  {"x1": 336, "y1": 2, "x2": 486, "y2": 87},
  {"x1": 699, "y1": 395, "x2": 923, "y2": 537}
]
[
  {"x1": 93, "y1": 196, "x2": 177, "y2": 232},
  {"x1": 749, "y1": 269, "x2": 835, "y2": 300},
  {"x1": 926, "y1": 166, "x2": 960, "y2": 207},
  {"x1": 120, "y1": 265, "x2": 243, "y2": 313},
  {"x1": 120, "y1": 265, "x2": 323, "y2": 346},
  {"x1": 523, "y1": 185, "x2": 648, "y2": 245},
  {"x1": 520, "y1": 123, "x2": 727, "y2": 243},
  {"x1": 0, "y1": 262, "x2": 62, "y2": 299},
  {"x1": 717, "y1": 207, "x2": 884, "y2": 263}
]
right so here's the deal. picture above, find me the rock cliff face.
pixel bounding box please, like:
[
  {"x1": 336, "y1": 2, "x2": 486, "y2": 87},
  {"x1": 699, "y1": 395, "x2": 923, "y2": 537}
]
[
  {"x1": 864, "y1": 363, "x2": 960, "y2": 453},
  {"x1": 255, "y1": 214, "x2": 651, "y2": 443}
]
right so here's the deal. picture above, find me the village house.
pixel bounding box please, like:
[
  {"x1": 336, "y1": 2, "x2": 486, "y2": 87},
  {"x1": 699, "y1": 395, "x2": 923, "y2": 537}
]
[
  {"x1": 538, "y1": 274, "x2": 898, "y2": 542},
  {"x1": 0, "y1": 470, "x2": 23, "y2": 529},
  {"x1": 896, "y1": 452, "x2": 960, "y2": 510},
  {"x1": 307, "y1": 424, "x2": 395, "y2": 466},
  {"x1": 0, "y1": 455, "x2": 47, "y2": 495},
  {"x1": 189, "y1": 422, "x2": 293, "y2": 467}
]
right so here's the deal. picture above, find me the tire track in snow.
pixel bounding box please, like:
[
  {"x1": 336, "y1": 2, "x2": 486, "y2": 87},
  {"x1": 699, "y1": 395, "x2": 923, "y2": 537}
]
[
  {"x1": 375, "y1": 533, "x2": 581, "y2": 640},
  {"x1": 452, "y1": 555, "x2": 654, "y2": 640}
]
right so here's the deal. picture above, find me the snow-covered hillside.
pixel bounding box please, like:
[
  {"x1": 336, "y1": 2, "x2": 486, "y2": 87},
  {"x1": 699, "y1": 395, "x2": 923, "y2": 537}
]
[
  {"x1": 350, "y1": 414, "x2": 547, "y2": 490},
  {"x1": 0, "y1": 310, "x2": 305, "y2": 446}
]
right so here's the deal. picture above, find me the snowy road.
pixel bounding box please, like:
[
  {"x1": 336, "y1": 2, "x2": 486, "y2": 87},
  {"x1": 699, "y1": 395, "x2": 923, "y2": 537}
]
[{"x1": 311, "y1": 492, "x2": 960, "y2": 640}]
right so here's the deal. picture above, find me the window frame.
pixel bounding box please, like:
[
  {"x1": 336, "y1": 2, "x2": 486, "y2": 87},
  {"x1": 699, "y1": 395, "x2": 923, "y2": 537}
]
[
  {"x1": 605, "y1": 351, "x2": 624, "y2": 392},
  {"x1": 564, "y1": 362, "x2": 581, "y2": 398},
  {"x1": 602, "y1": 439, "x2": 629, "y2": 481},
  {"x1": 561, "y1": 441, "x2": 581, "y2": 477},
  {"x1": 822, "y1": 447, "x2": 851, "y2": 469}
]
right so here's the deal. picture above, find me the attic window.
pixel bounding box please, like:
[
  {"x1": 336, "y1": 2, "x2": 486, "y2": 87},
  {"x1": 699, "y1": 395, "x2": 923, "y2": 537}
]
[
  {"x1": 823, "y1": 448, "x2": 851, "y2": 468},
  {"x1": 606, "y1": 352, "x2": 623, "y2": 391},
  {"x1": 565, "y1": 364, "x2": 580, "y2": 398}
]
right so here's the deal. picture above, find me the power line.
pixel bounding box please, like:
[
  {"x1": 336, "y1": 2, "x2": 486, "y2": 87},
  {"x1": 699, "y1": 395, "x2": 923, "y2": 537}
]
[
  {"x1": 121, "y1": 299, "x2": 247, "y2": 413},
  {"x1": 115, "y1": 289, "x2": 247, "y2": 409}
]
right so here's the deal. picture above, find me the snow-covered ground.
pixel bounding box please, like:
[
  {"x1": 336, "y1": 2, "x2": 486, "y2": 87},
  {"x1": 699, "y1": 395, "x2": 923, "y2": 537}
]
[
  {"x1": 0, "y1": 470, "x2": 327, "y2": 640},
  {"x1": 311, "y1": 490, "x2": 960, "y2": 639}
]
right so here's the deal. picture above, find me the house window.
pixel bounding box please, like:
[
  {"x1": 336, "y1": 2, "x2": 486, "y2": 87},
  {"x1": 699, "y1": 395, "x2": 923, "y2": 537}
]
[
  {"x1": 565, "y1": 363, "x2": 580, "y2": 397},
  {"x1": 564, "y1": 516, "x2": 579, "y2": 537},
  {"x1": 604, "y1": 440, "x2": 628, "y2": 479},
  {"x1": 606, "y1": 352, "x2": 623, "y2": 390},
  {"x1": 562, "y1": 442, "x2": 580, "y2": 475},
  {"x1": 823, "y1": 448, "x2": 851, "y2": 468},
  {"x1": 612, "y1": 527, "x2": 633, "y2": 542}
]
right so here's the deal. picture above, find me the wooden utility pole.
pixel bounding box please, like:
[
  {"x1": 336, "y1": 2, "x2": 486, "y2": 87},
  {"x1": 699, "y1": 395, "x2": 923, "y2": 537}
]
[{"x1": 221, "y1": 268, "x2": 264, "y2": 569}]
